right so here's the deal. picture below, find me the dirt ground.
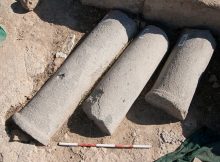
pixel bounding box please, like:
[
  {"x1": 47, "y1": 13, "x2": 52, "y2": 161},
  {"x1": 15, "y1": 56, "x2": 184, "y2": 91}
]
[{"x1": 0, "y1": 0, "x2": 220, "y2": 162}]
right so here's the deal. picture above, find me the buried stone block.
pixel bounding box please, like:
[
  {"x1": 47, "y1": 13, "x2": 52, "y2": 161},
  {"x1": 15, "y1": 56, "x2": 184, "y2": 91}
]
[
  {"x1": 81, "y1": 0, "x2": 220, "y2": 37},
  {"x1": 12, "y1": 10, "x2": 137, "y2": 145},
  {"x1": 82, "y1": 25, "x2": 169, "y2": 135},
  {"x1": 145, "y1": 29, "x2": 216, "y2": 120}
]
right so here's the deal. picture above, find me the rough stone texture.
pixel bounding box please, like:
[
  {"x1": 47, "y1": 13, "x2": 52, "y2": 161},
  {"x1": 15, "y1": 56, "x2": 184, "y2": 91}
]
[
  {"x1": 81, "y1": 0, "x2": 145, "y2": 13},
  {"x1": 143, "y1": 0, "x2": 220, "y2": 35},
  {"x1": 81, "y1": 0, "x2": 220, "y2": 36},
  {"x1": 19, "y1": 0, "x2": 39, "y2": 11},
  {"x1": 13, "y1": 10, "x2": 137, "y2": 145},
  {"x1": 145, "y1": 29, "x2": 216, "y2": 120},
  {"x1": 197, "y1": 0, "x2": 220, "y2": 8},
  {"x1": 83, "y1": 25, "x2": 168, "y2": 134}
]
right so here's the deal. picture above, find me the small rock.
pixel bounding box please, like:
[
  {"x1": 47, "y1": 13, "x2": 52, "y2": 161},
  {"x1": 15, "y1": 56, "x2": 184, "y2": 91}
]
[
  {"x1": 131, "y1": 131, "x2": 137, "y2": 137},
  {"x1": 55, "y1": 52, "x2": 67, "y2": 59},
  {"x1": 62, "y1": 34, "x2": 76, "y2": 55},
  {"x1": 64, "y1": 133, "x2": 70, "y2": 140},
  {"x1": 54, "y1": 57, "x2": 64, "y2": 69},
  {"x1": 209, "y1": 74, "x2": 218, "y2": 83},
  {"x1": 212, "y1": 82, "x2": 220, "y2": 88},
  {"x1": 159, "y1": 130, "x2": 184, "y2": 145},
  {"x1": 19, "y1": 0, "x2": 39, "y2": 11},
  {"x1": 160, "y1": 131, "x2": 174, "y2": 144}
]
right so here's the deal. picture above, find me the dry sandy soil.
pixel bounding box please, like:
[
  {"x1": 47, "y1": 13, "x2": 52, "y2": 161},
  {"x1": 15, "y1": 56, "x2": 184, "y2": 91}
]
[{"x1": 0, "y1": 0, "x2": 220, "y2": 162}]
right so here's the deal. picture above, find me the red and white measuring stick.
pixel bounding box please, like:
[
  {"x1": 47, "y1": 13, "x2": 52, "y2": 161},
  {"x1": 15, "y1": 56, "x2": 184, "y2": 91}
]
[{"x1": 58, "y1": 142, "x2": 152, "y2": 149}]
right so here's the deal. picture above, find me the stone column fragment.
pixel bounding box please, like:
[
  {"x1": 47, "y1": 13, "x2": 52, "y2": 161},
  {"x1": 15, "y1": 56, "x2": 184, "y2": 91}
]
[
  {"x1": 145, "y1": 29, "x2": 216, "y2": 120},
  {"x1": 13, "y1": 10, "x2": 137, "y2": 145},
  {"x1": 83, "y1": 25, "x2": 168, "y2": 134}
]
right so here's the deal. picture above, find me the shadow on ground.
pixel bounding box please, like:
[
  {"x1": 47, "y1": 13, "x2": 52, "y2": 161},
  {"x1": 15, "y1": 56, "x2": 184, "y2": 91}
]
[
  {"x1": 11, "y1": 0, "x2": 28, "y2": 14},
  {"x1": 5, "y1": 116, "x2": 43, "y2": 146},
  {"x1": 11, "y1": 0, "x2": 107, "y2": 33},
  {"x1": 181, "y1": 45, "x2": 220, "y2": 135},
  {"x1": 67, "y1": 105, "x2": 107, "y2": 138},
  {"x1": 126, "y1": 82, "x2": 179, "y2": 126}
]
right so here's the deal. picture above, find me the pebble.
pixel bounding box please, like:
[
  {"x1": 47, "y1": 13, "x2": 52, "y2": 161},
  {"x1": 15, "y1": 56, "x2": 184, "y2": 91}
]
[
  {"x1": 54, "y1": 57, "x2": 64, "y2": 70},
  {"x1": 160, "y1": 131, "x2": 174, "y2": 144},
  {"x1": 55, "y1": 52, "x2": 67, "y2": 59},
  {"x1": 64, "y1": 133, "x2": 70, "y2": 140},
  {"x1": 159, "y1": 130, "x2": 184, "y2": 145},
  {"x1": 62, "y1": 34, "x2": 76, "y2": 55},
  {"x1": 131, "y1": 131, "x2": 137, "y2": 137}
]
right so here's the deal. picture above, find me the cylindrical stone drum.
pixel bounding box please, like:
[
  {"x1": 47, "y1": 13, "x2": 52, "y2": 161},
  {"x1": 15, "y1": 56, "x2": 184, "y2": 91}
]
[
  {"x1": 145, "y1": 29, "x2": 216, "y2": 120},
  {"x1": 83, "y1": 25, "x2": 169, "y2": 134},
  {"x1": 13, "y1": 10, "x2": 137, "y2": 145}
]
